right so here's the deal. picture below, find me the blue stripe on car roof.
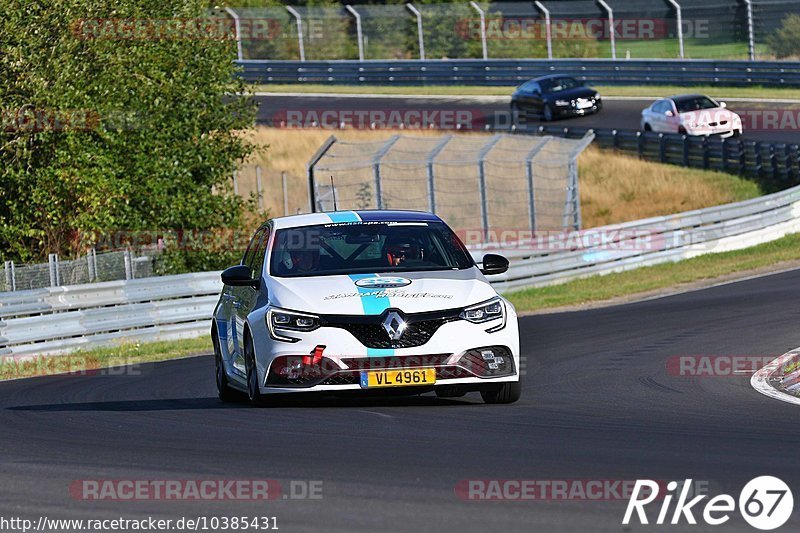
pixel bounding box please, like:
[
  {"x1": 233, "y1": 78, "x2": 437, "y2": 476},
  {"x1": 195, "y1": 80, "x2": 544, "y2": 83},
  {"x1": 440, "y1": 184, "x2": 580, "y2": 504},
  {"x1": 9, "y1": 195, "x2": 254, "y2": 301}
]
[
  {"x1": 326, "y1": 211, "x2": 361, "y2": 223},
  {"x1": 356, "y1": 211, "x2": 439, "y2": 222}
]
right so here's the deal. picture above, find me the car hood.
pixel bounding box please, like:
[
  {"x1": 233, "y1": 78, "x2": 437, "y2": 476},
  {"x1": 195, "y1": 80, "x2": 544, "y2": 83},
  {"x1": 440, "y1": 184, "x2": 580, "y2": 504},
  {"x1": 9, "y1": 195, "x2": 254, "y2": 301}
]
[
  {"x1": 678, "y1": 107, "x2": 738, "y2": 125},
  {"x1": 547, "y1": 86, "x2": 597, "y2": 100},
  {"x1": 266, "y1": 268, "x2": 497, "y2": 315}
]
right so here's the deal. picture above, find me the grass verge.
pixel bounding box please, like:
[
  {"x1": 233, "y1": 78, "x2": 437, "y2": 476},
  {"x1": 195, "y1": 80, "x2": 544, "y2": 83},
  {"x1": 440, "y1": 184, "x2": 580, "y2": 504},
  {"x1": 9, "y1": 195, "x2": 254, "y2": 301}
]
[
  {"x1": 506, "y1": 232, "x2": 800, "y2": 312},
  {"x1": 253, "y1": 83, "x2": 800, "y2": 101},
  {"x1": 0, "y1": 336, "x2": 212, "y2": 381}
]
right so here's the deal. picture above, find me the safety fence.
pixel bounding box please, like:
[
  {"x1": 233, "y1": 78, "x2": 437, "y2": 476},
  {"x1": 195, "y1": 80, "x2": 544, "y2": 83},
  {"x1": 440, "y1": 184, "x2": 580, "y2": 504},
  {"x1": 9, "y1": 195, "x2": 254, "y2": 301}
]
[
  {"x1": 2, "y1": 249, "x2": 158, "y2": 293},
  {"x1": 238, "y1": 58, "x2": 800, "y2": 87},
  {"x1": 3, "y1": 181, "x2": 800, "y2": 356},
  {"x1": 307, "y1": 132, "x2": 593, "y2": 235},
  {"x1": 225, "y1": 1, "x2": 800, "y2": 61}
]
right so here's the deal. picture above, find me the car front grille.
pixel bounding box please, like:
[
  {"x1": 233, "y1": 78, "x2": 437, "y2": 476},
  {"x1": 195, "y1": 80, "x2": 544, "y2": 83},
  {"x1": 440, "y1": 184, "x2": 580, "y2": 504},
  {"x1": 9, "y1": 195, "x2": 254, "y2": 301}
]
[{"x1": 321, "y1": 308, "x2": 461, "y2": 349}]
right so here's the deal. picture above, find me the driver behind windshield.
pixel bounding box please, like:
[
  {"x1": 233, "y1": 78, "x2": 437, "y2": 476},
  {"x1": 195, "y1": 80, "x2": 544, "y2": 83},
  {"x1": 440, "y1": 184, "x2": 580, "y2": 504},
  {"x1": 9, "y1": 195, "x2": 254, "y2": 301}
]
[{"x1": 384, "y1": 235, "x2": 424, "y2": 267}]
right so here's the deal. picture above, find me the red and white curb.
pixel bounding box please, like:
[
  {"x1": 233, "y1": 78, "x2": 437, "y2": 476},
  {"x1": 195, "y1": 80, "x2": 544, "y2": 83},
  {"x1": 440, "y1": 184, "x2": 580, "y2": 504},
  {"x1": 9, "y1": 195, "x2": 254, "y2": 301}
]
[{"x1": 751, "y1": 348, "x2": 800, "y2": 406}]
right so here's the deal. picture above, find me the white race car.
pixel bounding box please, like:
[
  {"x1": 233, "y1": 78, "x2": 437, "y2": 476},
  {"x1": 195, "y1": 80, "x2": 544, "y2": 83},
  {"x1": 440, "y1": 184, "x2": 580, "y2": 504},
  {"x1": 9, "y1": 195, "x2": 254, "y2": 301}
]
[
  {"x1": 641, "y1": 94, "x2": 743, "y2": 138},
  {"x1": 212, "y1": 210, "x2": 521, "y2": 406}
]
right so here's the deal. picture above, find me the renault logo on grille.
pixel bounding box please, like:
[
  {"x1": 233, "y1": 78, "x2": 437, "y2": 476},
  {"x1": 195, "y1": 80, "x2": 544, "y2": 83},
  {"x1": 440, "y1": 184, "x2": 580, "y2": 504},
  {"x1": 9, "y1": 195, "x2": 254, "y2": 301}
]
[{"x1": 382, "y1": 311, "x2": 407, "y2": 341}]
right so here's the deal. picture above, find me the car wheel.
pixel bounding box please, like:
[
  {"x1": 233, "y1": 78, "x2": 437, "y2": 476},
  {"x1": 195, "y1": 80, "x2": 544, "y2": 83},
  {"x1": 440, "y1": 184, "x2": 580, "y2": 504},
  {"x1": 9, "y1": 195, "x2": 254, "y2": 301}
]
[
  {"x1": 678, "y1": 126, "x2": 687, "y2": 135},
  {"x1": 542, "y1": 104, "x2": 554, "y2": 122},
  {"x1": 733, "y1": 129, "x2": 741, "y2": 138},
  {"x1": 480, "y1": 381, "x2": 522, "y2": 404},
  {"x1": 643, "y1": 123, "x2": 652, "y2": 132},
  {"x1": 213, "y1": 326, "x2": 239, "y2": 402},
  {"x1": 244, "y1": 331, "x2": 266, "y2": 406}
]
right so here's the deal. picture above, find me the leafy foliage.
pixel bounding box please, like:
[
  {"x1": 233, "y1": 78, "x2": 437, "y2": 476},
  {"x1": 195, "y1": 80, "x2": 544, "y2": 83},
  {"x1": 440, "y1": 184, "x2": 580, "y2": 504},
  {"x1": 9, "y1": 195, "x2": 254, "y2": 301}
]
[
  {"x1": 767, "y1": 14, "x2": 800, "y2": 59},
  {"x1": 0, "y1": 0, "x2": 256, "y2": 263}
]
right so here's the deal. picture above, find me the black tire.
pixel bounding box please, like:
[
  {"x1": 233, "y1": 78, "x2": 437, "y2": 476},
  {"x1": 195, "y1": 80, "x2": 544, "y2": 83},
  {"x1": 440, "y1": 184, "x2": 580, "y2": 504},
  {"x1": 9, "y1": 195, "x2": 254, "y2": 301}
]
[
  {"x1": 213, "y1": 326, "x2": 238, "y2": 403},
  {"x1": 732, "y1": 129, "x2": 742, "y2": 138},
  {"x1": 244, "y1": 331, "x2": 266, "y2": 406},
  {"x1": 480, "y1": 381, "x2": 522, "y2": 404},
  {"x1": 542, "y1": 104, "x2": 554, "y2": 122},
  {"x1": 643, "y1": 123, "x2": 652, "y2": 132}
]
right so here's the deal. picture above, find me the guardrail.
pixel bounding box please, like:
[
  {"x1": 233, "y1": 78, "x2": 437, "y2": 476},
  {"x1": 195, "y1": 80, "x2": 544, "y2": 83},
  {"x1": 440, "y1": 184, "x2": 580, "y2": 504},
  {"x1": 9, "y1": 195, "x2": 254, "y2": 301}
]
[
  {"x1": 238, "y1": 59, "x2": 800, "y2": 87},
  {"x1": 3, "y1": 182, "x2": 800, "y2": 357},
  {"x1": 514, "y1": 125, "x2": 800, "y2": 190}
]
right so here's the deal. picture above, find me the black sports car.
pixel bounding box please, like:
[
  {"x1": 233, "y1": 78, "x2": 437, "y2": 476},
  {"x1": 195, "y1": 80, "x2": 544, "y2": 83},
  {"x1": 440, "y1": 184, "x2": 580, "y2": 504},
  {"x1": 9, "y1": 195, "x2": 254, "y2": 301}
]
[{"x1": 510, "y1": 75, "x2": 602, "y2": 124}]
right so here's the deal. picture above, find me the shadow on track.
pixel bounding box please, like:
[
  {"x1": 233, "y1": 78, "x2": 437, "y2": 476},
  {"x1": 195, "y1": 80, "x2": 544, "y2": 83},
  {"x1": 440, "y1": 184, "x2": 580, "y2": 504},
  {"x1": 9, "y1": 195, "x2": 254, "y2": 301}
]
[{"x1": 8, "y1": 394, "x2": 479, "y2": 412}]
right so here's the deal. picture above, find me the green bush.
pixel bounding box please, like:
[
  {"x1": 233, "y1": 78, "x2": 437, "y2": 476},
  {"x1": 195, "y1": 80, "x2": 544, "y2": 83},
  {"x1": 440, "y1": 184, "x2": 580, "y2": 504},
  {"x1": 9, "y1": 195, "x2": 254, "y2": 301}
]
[{"x1": 767, "y1": 14, "x2": 800, "y2": 59}]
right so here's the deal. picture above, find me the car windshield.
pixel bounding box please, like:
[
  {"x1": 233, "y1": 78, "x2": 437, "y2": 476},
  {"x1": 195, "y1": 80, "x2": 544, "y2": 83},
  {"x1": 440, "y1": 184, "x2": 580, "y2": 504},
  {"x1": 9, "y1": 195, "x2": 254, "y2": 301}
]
[
  {"x1": 269, "y1": 221, "x2": 474, "y2": 277},
  {"x1": 540, "y1": 77, "x2": 580, "y2": 93},
  {"x1": 674, "y1": 96, "x2": 719, "y2": 113}
]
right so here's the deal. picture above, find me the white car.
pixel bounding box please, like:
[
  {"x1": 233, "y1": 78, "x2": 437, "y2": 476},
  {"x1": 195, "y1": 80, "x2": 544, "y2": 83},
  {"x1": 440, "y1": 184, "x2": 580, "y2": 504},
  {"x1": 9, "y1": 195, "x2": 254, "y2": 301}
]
[
  {"x1": 641, "y1": 94, "x2": 742, "y2": 138},
  {"x1": 212, "y1": 210, "x2": 521, "y2": 406}
]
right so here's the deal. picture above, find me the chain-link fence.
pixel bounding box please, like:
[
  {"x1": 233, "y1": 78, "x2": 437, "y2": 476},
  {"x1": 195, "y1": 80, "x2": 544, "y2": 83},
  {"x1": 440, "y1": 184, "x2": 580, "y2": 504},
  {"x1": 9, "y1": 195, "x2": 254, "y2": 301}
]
[
  {"x1": 2, "y1": 249, "x2": 158, "y2": 293},
  {"x1": 307, "y1": 132, "x2": 594, "y2": 245},
  {"x1": 228, "y1": 1, "x2": 799, "y2": 62}
]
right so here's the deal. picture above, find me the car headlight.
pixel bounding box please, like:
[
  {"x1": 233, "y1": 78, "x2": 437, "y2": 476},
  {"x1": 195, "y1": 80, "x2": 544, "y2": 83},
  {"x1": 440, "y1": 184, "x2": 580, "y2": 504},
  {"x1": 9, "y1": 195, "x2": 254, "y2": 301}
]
[
  {"x1": 266, "y1": 307, "x2": 320, "y2": 342},
  {"x1": 461, "y1": 297, "x2": 506, "y2": 332},
  {"x1": 555, "y1": 99, "x2": 570, "y2": 107}
]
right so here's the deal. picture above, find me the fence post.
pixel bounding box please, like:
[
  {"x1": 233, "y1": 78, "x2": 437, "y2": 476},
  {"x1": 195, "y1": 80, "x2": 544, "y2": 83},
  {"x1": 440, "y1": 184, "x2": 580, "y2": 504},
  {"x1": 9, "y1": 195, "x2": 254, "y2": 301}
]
[
  {"x1": 525, "y1": 138, "x2": 549, "y2": 232},
  {"x1": 721, "y1": 138, "x2": 728, "y2": 173},
  {"x1": 87, "y1": 249, "x2": 94, "y2": 282},
  {"x1": 637, "y1": 131, "x2": 645, "y2": 158},
  {"x1": 754, "y1": 141, "x2": 763, "y2": 178},
  {"x1": 534, "y1": 1, "x2": 552, "y2": 60},
  {"x1": 224, "y1": 7, "x2": 243, "y2": 61},
  {"x1": 658, "y1": 133, "x2": 666, "y2": 162},
  {"x1": 477, "y1": 135, "x2": 502, "y2": 242},
  {"x1": 285, "y1": 6, "x2": 306, "y2": 62},
  {"x1": 665, "y1": 0, "x2": 684, "y2": 59},
  {"x1": 91, "y1": 248, "x2": 98, "y2": 282},
  {"x1": 282, "y1": 171, "x2": 289, "y2": 216},
  {"x1": 256, "y1": 165, "x2": 264, "y2": 211},
  {"x1": 738, "y1": 140, "x2": 747, "y2": 176},
  {"x1": 306, "y1": 135, "x2": 338, "y2": 212},
  {"x1": 345, "y1": 5, "x2": 364, "y2": 61},
  {"x1": 48, "y1": 254, "x2": 58, "y2": 287},
  {"x1": 373, "y1": 135, "x2": 401, "y2": 210},
  {"x1": 597, "y1": 0, "x2": 616, "y2": 60},
  {"x1": 425, "y1": 135, "x2": 453, "y2": 215},
  {"x1": 469, "y1": 1, "x2": 488, "y2": 60},
  {"x1": 4, "y1": 261, "x2": 13, "y2": 292},
  {"x1": 744, "y1": 0, "x2": 755, "y2": 61},
  {"x1": 232, "y1": 170, "x2": 239, "y2": 196},
  {"x1": 123, "y1": 250, "x2": 132, "y2": 280},
  {"x1": 406, "y1": 3, "x2": 425, "y2": 60},
  {"x1": 683, "y1": 135, "x2": 690, "y2": 166}
]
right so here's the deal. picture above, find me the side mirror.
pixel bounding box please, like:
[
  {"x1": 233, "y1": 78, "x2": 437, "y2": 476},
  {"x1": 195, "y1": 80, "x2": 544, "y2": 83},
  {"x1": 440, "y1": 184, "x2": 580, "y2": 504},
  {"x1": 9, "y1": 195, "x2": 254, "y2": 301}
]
[
  {"x1": 665, "y1": 110, "x2": 674, "y2": 117},
  {"x1": 221, "y1": 264, "x2": 259, "y2": 288},
  {"x1": 719, "y1": 101, "x2": 727, "y2": 108},
  {"x1": 480, "y1": 254, "x2": 509, "y2": 276}
]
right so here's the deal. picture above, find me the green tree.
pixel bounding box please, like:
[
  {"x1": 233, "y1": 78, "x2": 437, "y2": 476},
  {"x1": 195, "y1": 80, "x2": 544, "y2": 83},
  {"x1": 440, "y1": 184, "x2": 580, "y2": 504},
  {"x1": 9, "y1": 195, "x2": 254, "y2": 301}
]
[{"x1": 0, "y1": 0, "x2": 256, "y2": 263}]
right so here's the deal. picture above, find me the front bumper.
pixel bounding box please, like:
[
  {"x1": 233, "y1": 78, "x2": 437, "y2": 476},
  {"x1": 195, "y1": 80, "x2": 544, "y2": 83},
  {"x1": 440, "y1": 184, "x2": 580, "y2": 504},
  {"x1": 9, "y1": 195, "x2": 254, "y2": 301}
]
[
  {"x1": 249, "y1": 307, "x2": 521, "y2": 394},
  {"x1": 555, "y1": 98, "x2": 602, "y2": 117}
]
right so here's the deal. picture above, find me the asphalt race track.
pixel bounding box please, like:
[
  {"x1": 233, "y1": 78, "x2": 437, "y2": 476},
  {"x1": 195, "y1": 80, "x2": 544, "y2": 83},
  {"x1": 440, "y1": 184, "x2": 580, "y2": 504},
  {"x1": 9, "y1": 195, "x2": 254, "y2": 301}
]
[
  {"x1": 255, "y1": 94, "x2": 800, "y2": 144},
  {"x1": 2, "y1": 269, "x2": 800, "y2": 532}
]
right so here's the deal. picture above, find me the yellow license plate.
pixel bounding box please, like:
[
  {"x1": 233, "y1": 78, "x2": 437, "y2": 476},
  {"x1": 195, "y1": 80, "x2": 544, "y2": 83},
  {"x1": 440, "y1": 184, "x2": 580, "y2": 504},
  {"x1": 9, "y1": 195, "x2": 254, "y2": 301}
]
[{"x1": 359, "y1": 368, "x2": 436, "y2": 388}]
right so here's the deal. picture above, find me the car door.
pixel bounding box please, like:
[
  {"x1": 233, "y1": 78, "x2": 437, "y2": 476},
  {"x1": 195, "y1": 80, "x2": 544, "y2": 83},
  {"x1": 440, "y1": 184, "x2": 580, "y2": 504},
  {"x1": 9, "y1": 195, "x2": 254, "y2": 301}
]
[
  {"x1": 516, "y1": 81, "x2": 541, "y2": 116},
  {"x1": 234, "y1": 226, "x2": 270, "y2": 359},
  {"x1": 229, "y1": 227, "x2": 265, "y2": 375}
]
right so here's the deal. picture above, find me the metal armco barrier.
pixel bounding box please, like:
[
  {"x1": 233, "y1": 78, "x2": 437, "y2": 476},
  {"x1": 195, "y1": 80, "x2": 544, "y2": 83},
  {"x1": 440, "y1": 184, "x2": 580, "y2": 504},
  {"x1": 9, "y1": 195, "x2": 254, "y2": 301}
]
[
  {"x1": 3, "y1": 183, "x2": 800, "y2": 357},
  {"x1": 237, "y1": 59, "x2": 800, "y2": 87}
]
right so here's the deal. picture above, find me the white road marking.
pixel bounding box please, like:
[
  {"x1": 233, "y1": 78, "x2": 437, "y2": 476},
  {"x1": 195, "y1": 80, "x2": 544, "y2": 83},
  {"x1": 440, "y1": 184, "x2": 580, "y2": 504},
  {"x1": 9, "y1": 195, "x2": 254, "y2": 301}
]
[{"x1": 751, "y1": 348, "x2": 800, "y2": 406}]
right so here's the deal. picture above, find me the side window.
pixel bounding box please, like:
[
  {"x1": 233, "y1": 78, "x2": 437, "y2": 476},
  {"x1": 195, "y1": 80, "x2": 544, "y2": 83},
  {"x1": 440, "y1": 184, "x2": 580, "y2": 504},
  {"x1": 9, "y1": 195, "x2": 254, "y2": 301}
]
[
  {"x1": 241, "y1": 228, "x2": 265, "y2": 270},
  {"x1": 250, "y1": 227, "x2": 270, "y2": 280}
]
